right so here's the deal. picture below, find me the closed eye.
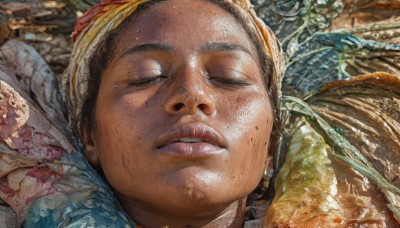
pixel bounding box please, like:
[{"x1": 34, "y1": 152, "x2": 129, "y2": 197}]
[
  {"x1": 209, "y1": 77, "x2": 251, "y2": 88},
  {"x1": 127, "y1": 75, "x2": 168, "y2": 87}
]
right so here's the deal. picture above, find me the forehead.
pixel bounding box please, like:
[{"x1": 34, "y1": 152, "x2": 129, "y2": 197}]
[{"x1": 114, "y1": 0, "x2": 256, "y2": 56}]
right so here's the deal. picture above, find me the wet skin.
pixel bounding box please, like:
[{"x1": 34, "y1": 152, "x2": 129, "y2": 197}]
[{"x1": 83, "y1": 0, "x2": 274, "y2": 227}]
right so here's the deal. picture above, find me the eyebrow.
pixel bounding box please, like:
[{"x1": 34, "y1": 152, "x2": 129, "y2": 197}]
[
  {"x1": 198, "y1": 42, "x2": 252, "y2": 56},
  {"x1": 119, "y1": 42, "x2": 254, "y2": 59},
  {"x1": 119, "y1": 43, "x2": 173, "y2": 59}
]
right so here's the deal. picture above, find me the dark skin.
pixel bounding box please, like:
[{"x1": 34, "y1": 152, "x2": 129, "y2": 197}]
[{"x1": 82, "y1": 0, "x2": 273, "y2": 227}]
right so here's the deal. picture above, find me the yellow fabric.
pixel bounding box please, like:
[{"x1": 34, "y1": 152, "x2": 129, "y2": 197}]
[
  {"x1": 63, "y1": 0, "x2": 148, "y2": 122},
  {"x1": 63, "y1": 0, "x2": 283, "y2": 125}
]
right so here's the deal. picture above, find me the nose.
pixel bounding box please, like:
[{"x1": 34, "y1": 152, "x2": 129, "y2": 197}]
[{"x1": 165, "y1": 71, "x2": 215, "y2": 116}]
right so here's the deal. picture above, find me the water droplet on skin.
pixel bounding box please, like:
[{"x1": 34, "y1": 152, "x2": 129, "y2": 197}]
[{"x1": 222, "y1": 27, "x2": 228, "y2": 38}]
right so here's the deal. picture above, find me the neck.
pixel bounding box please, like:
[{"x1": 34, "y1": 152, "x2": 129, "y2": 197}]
[{"x1": 121, "y1": 198, "x2": 247, "y2": 227}]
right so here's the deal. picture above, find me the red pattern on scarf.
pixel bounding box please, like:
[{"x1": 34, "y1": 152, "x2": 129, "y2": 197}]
[{"x1": 72, "y1": 0, "x2": 131, "y2": 41}]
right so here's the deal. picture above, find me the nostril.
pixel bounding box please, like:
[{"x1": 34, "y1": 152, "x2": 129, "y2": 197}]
[
  {"x1": 198, "y1": 104, "x2": 206, "y2": 111},
  {"x1": 173, "y1": 103, "x2": 184, "y2": 111},
  {"x1": 198, "y1": 103, "x2": 213, "y2": 115}
]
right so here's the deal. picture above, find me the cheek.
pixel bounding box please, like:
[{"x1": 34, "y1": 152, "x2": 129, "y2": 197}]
[
  {"x1": 91, "y1": 95, "x2": 159, "y2": 189},
  {"x1": 219, "y1": 93, "x2": 273, "y2": 182},
  {"x1": 94, "y1": 103, "x2": 141, "y2": 154},
  {"x1": 94, "y1": 90, "x2": 161, "y2": 150},
  {"x1": 221, "y1": 93, "x2": 273, "y2": 151},
  {"x1": 93, "y1": 109, "x2": 138, "y2": 187}
]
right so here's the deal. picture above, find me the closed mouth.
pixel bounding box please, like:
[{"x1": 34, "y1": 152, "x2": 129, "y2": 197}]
[{"x1": 156, "y1": 123, "x2": 227, "y2": 156}]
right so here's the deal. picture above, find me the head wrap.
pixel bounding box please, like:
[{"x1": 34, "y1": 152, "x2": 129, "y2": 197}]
[{"x1": 63, "y1": 0, "x2": 284, "y2": 124}]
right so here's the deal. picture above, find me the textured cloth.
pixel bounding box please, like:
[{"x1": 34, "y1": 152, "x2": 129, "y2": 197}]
[{"x1": 0, "y1": 39, "x2": 135, "y2": 227}]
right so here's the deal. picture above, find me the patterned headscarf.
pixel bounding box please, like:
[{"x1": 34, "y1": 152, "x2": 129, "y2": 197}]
[{"x1": 63, "y1": 0, "x2": 284, "y2": 123}]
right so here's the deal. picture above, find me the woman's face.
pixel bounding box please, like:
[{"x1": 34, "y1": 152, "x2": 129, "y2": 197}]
[{"x1": 86, "y1": 0, "x2": 273, "y2": 221}]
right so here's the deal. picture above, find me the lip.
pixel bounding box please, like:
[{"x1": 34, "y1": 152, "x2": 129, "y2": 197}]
[{"x1": 156, "y1": 123, "x2": 227, "y2": 157}]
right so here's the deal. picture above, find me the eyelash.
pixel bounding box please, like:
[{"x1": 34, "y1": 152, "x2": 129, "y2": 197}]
[
  {"x1": 128, "y1": 75, "x2": 168, "y2": 87},
  {"x1": 126, "y1": 75, "x2": 250, "y2": 89},
  {"x1": 208, "y1": 77, "x2": 251, "y2": 88}
]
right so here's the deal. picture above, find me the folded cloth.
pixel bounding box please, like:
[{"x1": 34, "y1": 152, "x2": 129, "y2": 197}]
[{"x1": 0, "y1": 39, "x2": 135, "y2": 227}]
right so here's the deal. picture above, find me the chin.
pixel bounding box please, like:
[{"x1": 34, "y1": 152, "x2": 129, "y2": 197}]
[
  {"x1": 160, "y1": 190, "x2": 242, "y2": 219},
  {"x1": 162, "y1": 167, "x2": 250, "y2": 209}
]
